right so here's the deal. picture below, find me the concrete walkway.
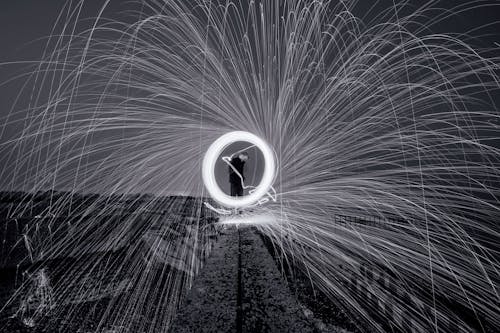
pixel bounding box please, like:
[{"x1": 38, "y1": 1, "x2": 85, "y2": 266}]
[{"x1": 169, "y1": 227, "x2": 316, "y2": 333}]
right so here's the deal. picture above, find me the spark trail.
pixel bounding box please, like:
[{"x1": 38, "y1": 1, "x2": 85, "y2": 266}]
[{"x1": 0, "y1": 0, "x2": 499, "y2": 332}]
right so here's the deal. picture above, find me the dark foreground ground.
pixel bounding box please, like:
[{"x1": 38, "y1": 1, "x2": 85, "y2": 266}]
[{"x1": 0, "y1": 192, "x2": 497, "y2": 332}]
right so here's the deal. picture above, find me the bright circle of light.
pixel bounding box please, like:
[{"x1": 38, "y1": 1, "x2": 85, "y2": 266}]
[{"x1": 202, "y1": 131, "x2": 275, "y2": 208}]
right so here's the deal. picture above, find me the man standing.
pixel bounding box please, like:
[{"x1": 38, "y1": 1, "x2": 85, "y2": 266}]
[{"x1": 228, "y1": 152, "x2": 249, "y2": 196}]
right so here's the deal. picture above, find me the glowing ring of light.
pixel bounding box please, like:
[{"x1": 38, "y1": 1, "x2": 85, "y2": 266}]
[{"x1": 202, "y1": 131, "x2": 275, "y2": 208}]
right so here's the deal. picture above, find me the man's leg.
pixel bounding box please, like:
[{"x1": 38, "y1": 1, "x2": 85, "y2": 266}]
[
  {"x1": 233, "y1": 183, "x2": 243, "y2": 214},
  {"x1": 236, "y1": 184, "x2": 243, "y2": 196},
  {"x1": 231, "y1": 182, "x2": 243, "y2": 197}
]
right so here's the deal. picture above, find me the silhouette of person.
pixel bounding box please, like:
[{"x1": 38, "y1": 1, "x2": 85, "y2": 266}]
[{"x1": 228, "y1": 152, "x2": 248, "y2": 196}]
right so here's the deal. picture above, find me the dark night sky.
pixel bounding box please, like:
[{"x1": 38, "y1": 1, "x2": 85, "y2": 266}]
[
  {"x1": 1, "y1": 0, "x2": 499, "y2": 115},
  {"x1": 0, "y1": 0, "x2": 134, "y2": 119},
  {"x1": 1, "y1": 0, "x2": 498, "y2": 108}
]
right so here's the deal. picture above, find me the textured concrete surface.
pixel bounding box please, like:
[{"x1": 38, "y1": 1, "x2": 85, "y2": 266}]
[
  {"x1": 170, "y1": 226, "x2": 316, "y2": 333},
  {"x1": 169, "y1": 228, "x2": 239, "y2": 333},
  {"x1": 238, "y1": 228, "x2": 316, "y2": 333}
]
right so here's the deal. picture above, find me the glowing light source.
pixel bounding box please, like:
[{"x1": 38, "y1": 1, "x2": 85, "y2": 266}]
[
  {"x1": 218, "y1": 213, "x2": 277, "y2": 226},
  {"x1": 202, "y1": 131, "x2": 275, "y2": 208}
]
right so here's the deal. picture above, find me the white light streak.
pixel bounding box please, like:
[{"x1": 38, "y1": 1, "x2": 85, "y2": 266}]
[{"x1": 202, "y1": 131, "x2": 276, "y2": 208}]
